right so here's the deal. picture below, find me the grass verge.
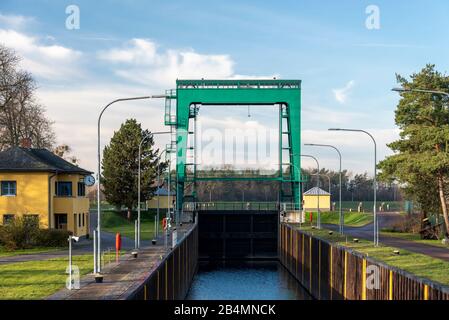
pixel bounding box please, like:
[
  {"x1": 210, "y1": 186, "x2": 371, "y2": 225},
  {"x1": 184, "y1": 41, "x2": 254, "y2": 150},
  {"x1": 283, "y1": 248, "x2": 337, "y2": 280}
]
[
  {"x1": 296, "y1": 225, "x2": 449, "y2": 286},
  {"x1": 380, "y1": 231, "x2": 449, "y2": 249},
  {"x1": 101, "y1": 210, "x2": 165, "y2": 240},
  {"x1": 0, "y1": 246, "x2": 66, "y2": 258},
  {"x1": 0, "y1": 254, "x2": 93, "y2": 299},
  {"x1": 307, "y1": 211, "x2": 373, "y2": 227}
]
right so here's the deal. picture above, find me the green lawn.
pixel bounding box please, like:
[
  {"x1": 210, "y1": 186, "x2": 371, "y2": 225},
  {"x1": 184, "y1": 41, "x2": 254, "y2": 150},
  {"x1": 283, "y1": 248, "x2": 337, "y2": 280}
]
[
  {"x1": 101, "y1": 210, "x2": 165, "y2": 240},
  {"x1": 307, "y1": 211, "x2": 373, "y2": 227},
  {"x1": 0, "y1": 246, "x2": 66, "y2": 257},
  {"x1": 380, "y1": 231, "x2": 449, "y2": 249},
  {"x1": 297, "y1": 226, "x2": 449, "y2": 286},
  {"x1": 0, "y1": 254, "x2": 93, "y2": 299},
  {"x1": 340, "y1": 201, "x2": 403, "y2": 212}
]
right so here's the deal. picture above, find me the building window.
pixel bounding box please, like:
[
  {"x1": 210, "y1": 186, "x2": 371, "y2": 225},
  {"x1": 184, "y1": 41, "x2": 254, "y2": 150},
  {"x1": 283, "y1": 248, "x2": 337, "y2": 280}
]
[
  {"x1": 77, "y1": 182, "x2": 86, "y2": 197},
  {"x1": 78, "y1": 213, "x2": 82, "y2": 228},
  {"x1": 82, "y1": 213, "x2": 85, "y2": 227},
  {"x1": 3, "y1": 214, "x2": 15, "y2": 225},
  {"x1": 55, "y1": 182, "x2": 72, "y2": 197},
  {"x1": 54, "y1": 214, "x2": 67, "y2": 230},
  {"x1": 1, "y1": 181, "x2": 16, "y2": 196}
]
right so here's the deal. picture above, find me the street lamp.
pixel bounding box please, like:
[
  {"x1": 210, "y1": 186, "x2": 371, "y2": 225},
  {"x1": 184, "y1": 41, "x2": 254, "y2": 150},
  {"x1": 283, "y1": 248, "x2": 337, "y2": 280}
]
[
  {"x1": 68, "y1": 235, "x2": 79, "y2": 290},
  {"x1": 329, "y1": 128, "x2": 378, "y2": 246},
  {"x1": 305, "y1": 143, "x2": 343, "y2": 234},
  {"x1": 392, "y1": 87, "x2": 449, "y2": 98},
  {"x1": 288, "y1": 162, "x2": 302, "y2": 211},
  {"x1": 156, "y1": 148, "x2": 167, "y2": 238},
  {"x1": 276, "y1": 161, "x2": 302, "y2": 211},
  {"x1": 322, "y1": 174, "x2": 331, "y2": 195},
  {"x1": 301, "y1": 154, "x2": 321, "y2": 229},
  {"x1": 137, "y1": 131, "x2": 170, "y2": 248},
  {"x1": 96, "y1": 95, "x2": 165, "y2": 273}
]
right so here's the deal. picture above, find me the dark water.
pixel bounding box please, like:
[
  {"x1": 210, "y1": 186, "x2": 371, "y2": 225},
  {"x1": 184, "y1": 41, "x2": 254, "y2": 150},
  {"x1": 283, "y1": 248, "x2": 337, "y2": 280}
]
[{"x1": 186, "y1": 261, "x2": 312, "y2": 300}]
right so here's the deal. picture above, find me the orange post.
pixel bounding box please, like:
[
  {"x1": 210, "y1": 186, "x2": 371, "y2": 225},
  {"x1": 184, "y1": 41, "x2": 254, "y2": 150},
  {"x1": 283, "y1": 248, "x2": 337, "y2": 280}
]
[{"x1": 115, "y1": 232, "x2": 121, "y2": 263}]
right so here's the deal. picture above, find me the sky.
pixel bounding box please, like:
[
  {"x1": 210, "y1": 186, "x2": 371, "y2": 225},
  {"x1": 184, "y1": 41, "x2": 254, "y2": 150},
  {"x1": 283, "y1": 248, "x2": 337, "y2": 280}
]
[{"x1": 1, "y1": 0, "x2": 449, "y2": 176}]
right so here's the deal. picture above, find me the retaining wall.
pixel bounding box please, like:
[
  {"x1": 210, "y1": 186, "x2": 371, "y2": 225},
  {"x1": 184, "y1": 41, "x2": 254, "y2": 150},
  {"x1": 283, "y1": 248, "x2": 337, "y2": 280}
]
[
  {"x1": 128, "y1": 223, "x2": 198, "y2": 300},
  {"x1": 280, "y1": 223, "x2": 449, "y2": 300}
]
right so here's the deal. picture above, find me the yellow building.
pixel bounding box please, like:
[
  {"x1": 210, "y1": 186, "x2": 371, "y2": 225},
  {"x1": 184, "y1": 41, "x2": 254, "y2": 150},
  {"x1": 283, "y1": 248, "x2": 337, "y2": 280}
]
[
  {"x1": 303, "y1": 187, "x2": 331, "y2": 211},
  {"x1": 0, "y1": 147, "x2": 92, "y2": 237},
  {"x1": 146, "y1": 187, "x2": 176, "y2": 209}
]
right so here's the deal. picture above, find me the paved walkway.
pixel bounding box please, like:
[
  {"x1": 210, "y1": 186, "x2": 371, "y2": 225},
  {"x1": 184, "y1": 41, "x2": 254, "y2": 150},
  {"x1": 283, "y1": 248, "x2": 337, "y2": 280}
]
[
  {"x1": 324, "y1": 212, "x2": 449, "y2": 262},
  {"x1": 47, "y1": 223, "x2": 195, "y2": 300}
]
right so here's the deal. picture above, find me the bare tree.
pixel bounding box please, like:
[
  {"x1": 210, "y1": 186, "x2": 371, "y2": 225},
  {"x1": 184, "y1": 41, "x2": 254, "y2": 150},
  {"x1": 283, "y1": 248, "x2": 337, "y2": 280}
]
[
  {"x1": 0, "y1": 45, "x2": 55, "y2": 150},
  {"x1": 53, "y1": 144, "x2": 79, "y2": 164}
]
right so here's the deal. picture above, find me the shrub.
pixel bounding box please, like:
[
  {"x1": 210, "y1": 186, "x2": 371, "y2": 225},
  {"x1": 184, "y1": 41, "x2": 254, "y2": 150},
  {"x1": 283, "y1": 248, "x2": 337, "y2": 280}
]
[
  {"x1": 36, "y1": 229, "x2": 70, "y2": 247},
  {"x1": 0, "y1": 217, "x2": 69, "y2": 250}
]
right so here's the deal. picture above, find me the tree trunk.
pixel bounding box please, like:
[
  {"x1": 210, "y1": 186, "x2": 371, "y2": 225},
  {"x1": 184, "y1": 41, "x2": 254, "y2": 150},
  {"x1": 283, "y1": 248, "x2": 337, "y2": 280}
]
[
  {"x1": 127, "y1": 208, "x2": 132, "y2": 220},
  {"x1": 437, "y1": 175, "x2": 449, "y2": 237}
]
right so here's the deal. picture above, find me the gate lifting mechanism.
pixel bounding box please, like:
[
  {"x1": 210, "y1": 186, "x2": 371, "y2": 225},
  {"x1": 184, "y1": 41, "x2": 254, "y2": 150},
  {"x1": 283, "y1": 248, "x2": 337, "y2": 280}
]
[{"x1": 163, "y1": 79, "x2": 303, "y2": 213}]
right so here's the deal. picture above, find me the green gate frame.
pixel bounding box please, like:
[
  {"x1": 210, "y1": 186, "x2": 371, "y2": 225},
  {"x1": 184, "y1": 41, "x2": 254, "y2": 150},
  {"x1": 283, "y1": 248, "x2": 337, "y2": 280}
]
[{"x1": 164, "y1": 79, "x2": 302, "y2": 212}]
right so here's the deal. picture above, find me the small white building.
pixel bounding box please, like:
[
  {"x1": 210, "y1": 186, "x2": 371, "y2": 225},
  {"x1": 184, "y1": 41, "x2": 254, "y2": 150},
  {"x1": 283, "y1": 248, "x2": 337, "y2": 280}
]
[
  {"x1": 303, "y1": 187, "x2": 331, "y2": 211},
  {"x1": 146, "y1": 187, "x2": 176, "y2": 209}
]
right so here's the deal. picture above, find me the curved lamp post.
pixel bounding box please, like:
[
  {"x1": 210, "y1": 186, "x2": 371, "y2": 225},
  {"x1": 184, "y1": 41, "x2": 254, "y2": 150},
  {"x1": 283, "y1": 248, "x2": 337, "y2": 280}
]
[
  {"x1": 300, "y1": 154, "x2": 321, "y2": 229},
  {"x1": 305, "y1": 143, "x2": 343, "y2": 234},
  {"x1": 329, "y1": 128, "x2": 378, "y2": 246},
  {"x1": 286, "y1": 162, "x2": 302, "y2": 211},
  {"x1": 137, "y1": 131, "x2": 170, "y2": 248},
  {"x1": 392, "y1": 87, "x2": 449, "y2": 98},
  {"x1": 96, "y1": 95, "x2": 165, "y2": 273},
  {"x1": 156, "y1": 148, "x2": 168, "y2": 238}
]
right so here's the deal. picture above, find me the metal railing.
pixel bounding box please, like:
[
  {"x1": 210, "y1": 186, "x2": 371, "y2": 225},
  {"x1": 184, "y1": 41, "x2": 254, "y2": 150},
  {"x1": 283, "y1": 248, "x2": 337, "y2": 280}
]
[{"x1": 184, "y1": 201, "x2": 284, "y2": 211}]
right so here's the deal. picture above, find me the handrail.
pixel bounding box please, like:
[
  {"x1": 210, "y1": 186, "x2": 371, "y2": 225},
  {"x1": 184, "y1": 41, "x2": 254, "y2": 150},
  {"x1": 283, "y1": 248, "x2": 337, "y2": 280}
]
[{"x1": 183, "y1": 201, "x2": 300, "y2": 212}]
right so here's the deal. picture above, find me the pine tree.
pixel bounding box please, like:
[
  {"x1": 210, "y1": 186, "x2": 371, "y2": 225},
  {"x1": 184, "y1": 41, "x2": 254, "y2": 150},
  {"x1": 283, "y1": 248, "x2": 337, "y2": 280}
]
[
  {"x1": 379, "y1": 65, "x2": 449, "y2": 237},
  {"x1": 101, "y1": 119, "x2": 166, "y2": 219}
]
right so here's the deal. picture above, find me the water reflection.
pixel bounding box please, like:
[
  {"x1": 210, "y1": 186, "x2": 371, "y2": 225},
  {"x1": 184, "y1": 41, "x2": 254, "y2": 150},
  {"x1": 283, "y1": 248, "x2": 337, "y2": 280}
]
[{"x1": 186, "y1": 261, "x2": 312, "y2": 300}]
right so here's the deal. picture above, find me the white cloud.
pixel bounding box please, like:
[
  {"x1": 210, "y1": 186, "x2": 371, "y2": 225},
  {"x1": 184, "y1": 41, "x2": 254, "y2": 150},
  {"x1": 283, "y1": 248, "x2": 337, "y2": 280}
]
[
  {"x1": 0, "y1": 13, "x2": 34, "y2": 29},
  {"x1": 332, "y1": 80, "x2": 355, "y2": 104},
  {"x1": 0, "y1": 29, "x2": 82, "y2": 79},
  {"x1": 27, "y1": 36, "x2": 277, "y2": 173},
  {"x1": 37, "y1": 84, "x2": 170, "y2": 171},
  {"x1": 97, "y1": 38, "x2": 274, "y2": 87},
  {"x1": 303, "y1": 104, "x2": 366, "y2": 125}
]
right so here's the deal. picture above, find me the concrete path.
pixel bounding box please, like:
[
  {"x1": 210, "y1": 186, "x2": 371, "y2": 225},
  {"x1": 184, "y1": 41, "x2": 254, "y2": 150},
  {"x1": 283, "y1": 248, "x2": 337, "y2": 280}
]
[
  {"x1": 48, "y1": 223, "x2": 195, "y2": 300},
  {"x1": 0, "y1": 231, "x2": 153, "y2": 265},
  {"x1": 324, "y1": 212, "x2": 449, "y2": 262}
]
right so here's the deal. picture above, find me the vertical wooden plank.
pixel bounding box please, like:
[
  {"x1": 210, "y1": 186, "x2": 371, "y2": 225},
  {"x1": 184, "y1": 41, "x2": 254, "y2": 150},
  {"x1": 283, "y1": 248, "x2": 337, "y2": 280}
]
[
  {"x1": 330, "y1": 246, "x2": 333, "y2": 300},
  {"x1": 343, "y1": 251, "x2": 347, "y2": 300},
  {"x1": 165, "y1": 262, "x2": 168, "y2": 300},
  {"x1": 362, "y1": 259, "x2": 366, "y2": 300},
  {"x1": 309, "y1": 235, "x2": 312, "y2": 292},
  {"x1": 301, "y1": 233, "x2": 304, "y2": 284},
  {"x1": 157, "y1": 270, "x2": 160, "y2": 300},
  {"x1": 388, "y1": 270, "x2": 393, "y2": 300}
]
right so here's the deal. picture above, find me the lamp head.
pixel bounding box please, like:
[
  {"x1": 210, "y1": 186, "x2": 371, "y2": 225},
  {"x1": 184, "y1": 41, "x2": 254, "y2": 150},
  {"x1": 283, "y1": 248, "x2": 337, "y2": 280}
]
[{"x1": 392, "y1": 87, "x2": 411, "y2": 93}]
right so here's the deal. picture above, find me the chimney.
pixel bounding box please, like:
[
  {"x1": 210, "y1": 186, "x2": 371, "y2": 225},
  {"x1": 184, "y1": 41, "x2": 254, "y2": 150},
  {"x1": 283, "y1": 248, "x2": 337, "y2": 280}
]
[{"x1": 20, "y1": 138, "x2": 32, "y2": 148}]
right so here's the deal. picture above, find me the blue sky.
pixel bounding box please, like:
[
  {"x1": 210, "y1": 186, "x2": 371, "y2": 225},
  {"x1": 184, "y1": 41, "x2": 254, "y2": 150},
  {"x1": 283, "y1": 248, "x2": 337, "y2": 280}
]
[{"x1": 1, "y1": 0, "x2": 448, "y2": 174}]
